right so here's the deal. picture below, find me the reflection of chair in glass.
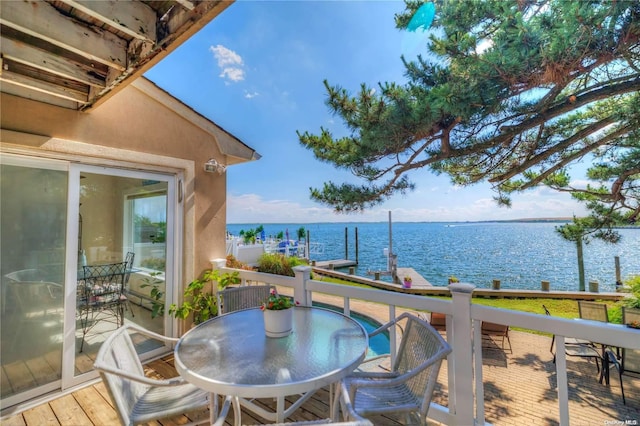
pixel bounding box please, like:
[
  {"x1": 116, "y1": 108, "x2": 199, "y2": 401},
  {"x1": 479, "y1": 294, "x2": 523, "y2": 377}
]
[
  {"x1": 543, "y1": 305, "x2": 602, "y2": 373},
  {"x1": 77, "y1": 262, "x2": 128, "y2": 352},
  {"x1": 481, "y1": 321, "x2": 512, "y2": 353},
  {"x1": 334, "y1": 313, "x2": 451, "y2": 425},
  {"x1": 94, "y1": 323, "x2": 237, "y2": 426},
  {"x1": 605, "y1": 307, "x2": 640, "y2": 404},
  {"x1": 2, "y1": 269, "x2": 44, "y2": 314},
  {"x1": 216, "y1": 285, "x2": 274, "y2": 315},
  {"x1": 3, "y1": 273, "x2": 62, "y2": 345}
]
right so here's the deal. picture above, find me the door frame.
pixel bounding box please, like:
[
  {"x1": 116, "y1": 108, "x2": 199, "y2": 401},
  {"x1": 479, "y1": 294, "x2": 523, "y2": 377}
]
[{"x1": 62, "y1": 164, "x2": 181, "y2": 389}]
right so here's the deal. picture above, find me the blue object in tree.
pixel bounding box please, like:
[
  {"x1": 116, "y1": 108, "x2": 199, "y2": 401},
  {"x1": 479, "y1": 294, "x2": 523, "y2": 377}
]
[{"x1": 407, "y1": 2, "x2": 435, "y2": 32}]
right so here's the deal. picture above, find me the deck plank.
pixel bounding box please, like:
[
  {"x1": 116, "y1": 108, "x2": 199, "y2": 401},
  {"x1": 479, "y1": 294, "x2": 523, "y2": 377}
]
[
  {"x1": 49, "y1": 394, "x2": 92, "y2": 426},
  {"x1": 73, "y1": 385, "x2": 120, "y2": 425},
  {"x1": 21, "y1": 402, "x2": 58, "y2": 426},
  {"x1": 0, "y1": 412, "x2": 26, "y2": 426}
]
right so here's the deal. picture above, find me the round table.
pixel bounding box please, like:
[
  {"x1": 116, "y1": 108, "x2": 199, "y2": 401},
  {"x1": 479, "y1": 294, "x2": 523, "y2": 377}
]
[{"x1": 174, "y1": 306, "x2": 368, "y2": 424}]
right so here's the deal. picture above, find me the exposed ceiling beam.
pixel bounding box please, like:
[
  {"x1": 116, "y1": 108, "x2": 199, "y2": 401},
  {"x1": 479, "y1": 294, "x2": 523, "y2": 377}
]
[
  {"x1": 0, "y1": 68, "x2": 89, "y2": 103},
  {"x1": 0, "y1": 0, "x2": 127, "y2": 71},
  {"x1": 1, "y1": 36, "x2": 106, "y2": 88},
  {"x1": 0, "y1": 0, "x2": 234, "y2": 111},
  {"x1": 57, "y1": 0, "x2": 157, "y2": 43}
]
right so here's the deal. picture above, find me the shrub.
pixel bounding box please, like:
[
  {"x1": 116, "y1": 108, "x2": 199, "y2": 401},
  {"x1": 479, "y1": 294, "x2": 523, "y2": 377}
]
[
  {"x1": 257, "y1": 253, "x2": 309, "y2": 277},
  {"x1": 226, "y1": 254, "x2": 253, "y2": 270},
  {"x1": 623, "y1": 275, "x2": 640, "y2": 309}
]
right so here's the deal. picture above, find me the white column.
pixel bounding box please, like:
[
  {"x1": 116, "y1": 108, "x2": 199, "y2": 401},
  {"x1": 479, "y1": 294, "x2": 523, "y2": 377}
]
[
  {"x1": 292, "y1": 265, "x2": 312, "y2": 306},
  {"x1": 449, "y1": 282, "x2": 475, "y2": 426}
]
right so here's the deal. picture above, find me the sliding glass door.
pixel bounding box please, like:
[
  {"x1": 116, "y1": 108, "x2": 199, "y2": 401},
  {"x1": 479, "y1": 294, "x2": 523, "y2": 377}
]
[
  {"x1": 1, "y1": 155, "x2": 179, "y2": 407},
  {"x1": 0, "y1": 156, "x2": 67, "y2": 406},
  {"x1": 68, "y1": 165, "x2": 176, "y2": 385}
]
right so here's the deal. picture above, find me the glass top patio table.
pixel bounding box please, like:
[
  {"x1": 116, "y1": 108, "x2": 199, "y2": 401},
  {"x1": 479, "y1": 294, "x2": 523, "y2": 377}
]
[{"x1": 174, "y1": 306, "x2": 368, "y2": 424}]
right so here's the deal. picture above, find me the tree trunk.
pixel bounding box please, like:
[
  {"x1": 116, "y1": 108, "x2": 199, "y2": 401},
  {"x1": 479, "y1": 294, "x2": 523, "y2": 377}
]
[{"x1": 577, "y1": 238, "x2": 585, "y2": 291}]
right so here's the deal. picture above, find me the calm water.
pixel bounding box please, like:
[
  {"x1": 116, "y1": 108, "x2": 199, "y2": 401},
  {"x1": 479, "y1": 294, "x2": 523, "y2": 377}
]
[{"x1": 227, "y1": 222, "x2": 640, "y2": 293}]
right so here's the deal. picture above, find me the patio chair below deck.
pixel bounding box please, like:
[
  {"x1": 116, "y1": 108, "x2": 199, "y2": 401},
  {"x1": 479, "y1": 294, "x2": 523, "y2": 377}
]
[
  {"x1": 481, "y1": 321, "x2": 512, "y2": 353},
  {"x1": 604, "y1": 307, "x2": 640, "y2": 405}
]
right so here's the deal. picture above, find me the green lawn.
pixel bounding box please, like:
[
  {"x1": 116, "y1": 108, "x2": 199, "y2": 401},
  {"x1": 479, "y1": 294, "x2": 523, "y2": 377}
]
[{"x1": 317, "y1": 276, "x2": 624, "y2": 334}]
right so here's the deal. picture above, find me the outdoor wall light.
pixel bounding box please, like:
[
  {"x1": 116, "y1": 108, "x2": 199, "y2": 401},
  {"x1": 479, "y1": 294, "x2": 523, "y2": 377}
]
[{"x1": 204, "y1": 158, "x2": 226, "y2": 175}]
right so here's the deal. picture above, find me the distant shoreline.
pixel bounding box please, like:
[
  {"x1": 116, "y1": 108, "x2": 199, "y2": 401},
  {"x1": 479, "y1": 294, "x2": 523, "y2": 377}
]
[
  {"x1": 228, "y1": 218, "x2": 638, "y2": 229},
  {"x1": 228, "y1": 218, "x2": 577, "y2": 225}
]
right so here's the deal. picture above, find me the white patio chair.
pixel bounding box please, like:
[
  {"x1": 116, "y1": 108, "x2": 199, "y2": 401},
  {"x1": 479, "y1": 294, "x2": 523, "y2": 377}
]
[
  {"x1": 334, "y1": 312, "x2": 451, "y2": 425},
  {"x1": 94, "y1": 323, "x2": 237, "y2": 426},
  {"x1": 245, "y1": 419, "x2": 373, "y2": 425},
  {"x1": 217, "y1": 284, "x2": 275, "y2": 315}
]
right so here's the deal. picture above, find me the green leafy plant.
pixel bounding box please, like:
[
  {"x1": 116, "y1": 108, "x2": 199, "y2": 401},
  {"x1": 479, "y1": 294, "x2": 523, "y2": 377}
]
[
  {"x1": 139, "y1": 271, "x2": 165, "y2": 318},
  {"x1": 168, "y1": 270, "x2": 241, "y2": 324},
  {"x1": 261, "y1": 288, "x2": 296, "y2": 311},
  {"x1": 257, "y1": 253, "x2": 310, "y2": 277},
  {"x1": 622, "y1": 275, "x2": 640, "y2": 309}
]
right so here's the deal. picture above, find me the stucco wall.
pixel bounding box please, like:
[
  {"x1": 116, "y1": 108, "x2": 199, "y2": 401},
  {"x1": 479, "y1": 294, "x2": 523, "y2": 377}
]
[{"x1": 1, "y1": 82, "x2": 237, "y2": 285}]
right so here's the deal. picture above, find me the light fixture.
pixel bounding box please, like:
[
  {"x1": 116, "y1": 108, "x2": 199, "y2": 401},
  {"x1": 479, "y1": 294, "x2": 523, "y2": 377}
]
[{"x1": 204, "y1": 158, "x2": 227, "y2": 175}]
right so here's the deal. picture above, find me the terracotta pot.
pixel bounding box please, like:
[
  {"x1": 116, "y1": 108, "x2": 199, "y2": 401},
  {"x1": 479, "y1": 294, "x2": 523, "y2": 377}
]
[{"x1": 263, "y1": 308, "x2": 293, "y2": 338}]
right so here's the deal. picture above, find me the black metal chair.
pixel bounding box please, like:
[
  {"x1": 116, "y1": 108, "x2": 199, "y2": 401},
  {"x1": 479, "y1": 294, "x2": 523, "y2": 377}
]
[
  {"x1": 123, "y1": 252, "x2": 136, "y2": 317},
  {"x1": 77, "y1": 262, "x2": 128, "y2": 352},
  {"x1": 543, "y1": 305, "x2": 602, "y2": 374},
  {"x1": 604, "y1": 307, "x2": 640, "y2": 404}
]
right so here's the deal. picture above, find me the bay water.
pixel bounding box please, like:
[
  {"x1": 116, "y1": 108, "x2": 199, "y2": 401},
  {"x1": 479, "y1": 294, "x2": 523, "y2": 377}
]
[{"x1": 226, "y1": 222, "x2": 639, "y2": 293}]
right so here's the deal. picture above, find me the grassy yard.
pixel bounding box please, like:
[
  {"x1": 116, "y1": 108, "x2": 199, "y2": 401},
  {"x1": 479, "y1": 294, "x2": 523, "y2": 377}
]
[{"x1": 317, "y1": 275, "x2": 625, "y2": 334}]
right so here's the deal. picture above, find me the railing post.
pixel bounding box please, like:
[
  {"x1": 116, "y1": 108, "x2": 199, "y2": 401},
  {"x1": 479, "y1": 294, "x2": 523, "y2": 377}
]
[
  {"x1": 449, "y1": 282, "x2": 475, "y2": 426},
  {"x1": 210, "y1": 258, "x2": 227, "y2": 286},
  {"x1": 211, "y1": 258, "x2": 226, "y2": 271},
  {"x1": 293, "y1": 266, "x2": 312, "y2": 306}
]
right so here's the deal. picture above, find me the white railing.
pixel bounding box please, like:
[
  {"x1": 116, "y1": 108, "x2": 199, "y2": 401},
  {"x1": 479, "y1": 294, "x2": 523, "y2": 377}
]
[{"x1": 211, "y1": 261, "x2": 639, "y2": 426}]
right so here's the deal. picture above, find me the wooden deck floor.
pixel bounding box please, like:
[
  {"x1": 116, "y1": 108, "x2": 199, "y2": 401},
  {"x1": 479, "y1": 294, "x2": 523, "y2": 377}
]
[
  {"x1": 0, "y1": 353, "x2": 408, "y2": 426},
  {"x1": 2, "y1": 293, "x2": 638, "y2": 425}
]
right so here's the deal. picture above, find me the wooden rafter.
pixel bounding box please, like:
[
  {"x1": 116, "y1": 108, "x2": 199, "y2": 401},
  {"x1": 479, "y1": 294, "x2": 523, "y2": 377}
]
[{"x1": 0, "y1": 0, "x2": 232, "y2": 111}]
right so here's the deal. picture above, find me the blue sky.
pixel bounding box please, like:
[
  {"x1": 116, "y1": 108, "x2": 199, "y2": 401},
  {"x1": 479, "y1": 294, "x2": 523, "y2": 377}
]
[{"x1": 145, "y1": 0, "x2": 589, "y2": 224}]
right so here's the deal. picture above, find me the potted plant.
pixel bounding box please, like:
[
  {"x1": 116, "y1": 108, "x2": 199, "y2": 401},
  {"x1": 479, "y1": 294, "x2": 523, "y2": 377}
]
[
  {"x1": 261, "y1": 288, "x2": 297, "y2": 337},
  {"x1": 169, "y1": 270, "x2": 240, "y2": 325},
  {"x1": 403, "y1": 276, "x2": 412, "y2": 288}
]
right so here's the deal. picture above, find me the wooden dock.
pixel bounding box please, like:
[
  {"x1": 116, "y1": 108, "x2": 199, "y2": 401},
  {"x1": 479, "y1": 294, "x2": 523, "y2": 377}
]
[
  {"x1": 396, "y1": 267, "x2": 432, "y2": 288},
  {"x1": 310, "y1": 267, "x2": 626, "y2": 301},
  {"x1": 313, "y1": 259, "x2": 357, "y2": 269}
]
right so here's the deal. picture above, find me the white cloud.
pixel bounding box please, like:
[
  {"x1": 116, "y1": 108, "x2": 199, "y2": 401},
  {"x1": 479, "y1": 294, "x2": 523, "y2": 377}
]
[
  {"x1": 244, "y1": 91, "x2": 260, "y2": 99},
  {"x1": 227, "y1": 188, "x2": 588, "y2": 224},
  {"x1": 210, "y1": 44, "x2": 245, "y2": 82}
]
